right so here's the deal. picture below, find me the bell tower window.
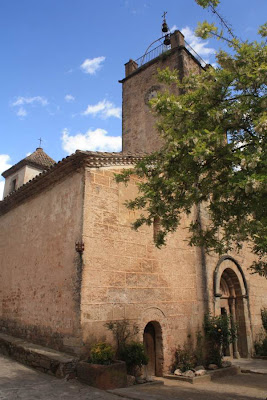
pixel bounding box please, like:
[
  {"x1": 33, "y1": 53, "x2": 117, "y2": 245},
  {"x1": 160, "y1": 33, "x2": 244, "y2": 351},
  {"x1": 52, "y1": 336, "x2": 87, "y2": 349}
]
[{"x1": 11, "y1": 178, "x2": 17, "y2": 192}]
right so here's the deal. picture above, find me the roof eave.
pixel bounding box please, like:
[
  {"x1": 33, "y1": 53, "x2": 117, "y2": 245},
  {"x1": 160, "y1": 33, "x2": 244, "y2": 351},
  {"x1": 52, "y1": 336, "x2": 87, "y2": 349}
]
[{"x1": 0, "y1": 150, "x2": 143, "y2": 216}]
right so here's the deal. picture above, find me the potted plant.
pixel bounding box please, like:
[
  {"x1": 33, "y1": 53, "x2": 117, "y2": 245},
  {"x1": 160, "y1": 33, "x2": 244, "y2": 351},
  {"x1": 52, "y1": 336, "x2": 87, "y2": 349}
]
[{"x1": 77, "y1": 342, "x2": 127, "y2": 389}]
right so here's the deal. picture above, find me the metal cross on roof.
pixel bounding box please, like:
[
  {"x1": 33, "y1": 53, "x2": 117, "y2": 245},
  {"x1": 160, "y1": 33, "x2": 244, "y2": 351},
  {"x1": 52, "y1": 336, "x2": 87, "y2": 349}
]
[{"x1": 38, "y1": 137, "x2": 43, "y2": 148}]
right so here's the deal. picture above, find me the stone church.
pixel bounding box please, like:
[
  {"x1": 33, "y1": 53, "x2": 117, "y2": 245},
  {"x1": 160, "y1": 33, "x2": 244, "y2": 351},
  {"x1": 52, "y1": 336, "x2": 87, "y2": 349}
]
[{"x1": 0, "y1": 30, "x2": 266, "y2": 375}]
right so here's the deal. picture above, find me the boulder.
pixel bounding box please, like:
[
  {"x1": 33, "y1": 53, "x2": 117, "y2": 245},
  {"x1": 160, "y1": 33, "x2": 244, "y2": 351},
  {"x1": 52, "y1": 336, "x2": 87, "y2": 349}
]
[
  {"x1": 174, "y1": 369, "x2": 183, "y2": 376},
  {"x1": 195, "y1": 369, "x2": 207, "y2": 376},
  {"x1": 208, "y1": 364, "x2": 219, "y2": 370},
  {"x1": 183, "y1": 370, "x2": 195, "y2": 378}
]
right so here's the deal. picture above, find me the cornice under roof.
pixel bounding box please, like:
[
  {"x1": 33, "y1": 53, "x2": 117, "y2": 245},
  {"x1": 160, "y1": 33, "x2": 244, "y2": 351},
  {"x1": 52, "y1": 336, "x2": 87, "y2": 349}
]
[{"x1": 0, "y1": 150, "x2": 144, "y2": 215}]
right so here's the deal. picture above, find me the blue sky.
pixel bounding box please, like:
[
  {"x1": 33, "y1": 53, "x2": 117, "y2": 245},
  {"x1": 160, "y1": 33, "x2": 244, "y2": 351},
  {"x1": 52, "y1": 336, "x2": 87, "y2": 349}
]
[{"x1": 0, "y1": 0, "x2": 266, "y2": 198}]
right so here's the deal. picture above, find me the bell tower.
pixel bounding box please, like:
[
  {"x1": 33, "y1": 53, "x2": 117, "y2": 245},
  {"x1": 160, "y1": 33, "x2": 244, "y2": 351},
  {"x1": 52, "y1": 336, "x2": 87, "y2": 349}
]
[
  {"x1": 120, "y1": 16, "x2": 207, "y2": 154},
  {"x1": 2, "y1": 147, "x2": 55, "y2": 198}
]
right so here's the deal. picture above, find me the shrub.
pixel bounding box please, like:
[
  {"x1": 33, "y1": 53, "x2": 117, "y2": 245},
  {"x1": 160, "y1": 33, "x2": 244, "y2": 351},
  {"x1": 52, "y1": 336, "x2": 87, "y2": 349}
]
[
  {"x1": 259, "y1": 337, "x2": 267, "y2": 356},
  {"x1": 105, "y1": 319, "x2": 139, "y2": 357},
  {"x1": 172, "y1": 331, "x2": 206, "y2": 373},
  {"x1": 119, "y1": 341, "x2": 148, "y2": 376},
  {"x1": 204, "y1": 313, "x2": 237, "y2": 367},
  {"x1": 254, "y1": 308, "x2": 267, "y2": 356},
  {"x1": 172, "y1": 344, "x2": 196, "y2": 372},
  {"x1": 89, "y1": 342, "x2": 115, "y2": 365},
  {"x1": 105, "y1": 319, "x2": 147, "y2": 376},
  {"x1": 254, "y1": 336, "x2": 267, "y2": 356}
]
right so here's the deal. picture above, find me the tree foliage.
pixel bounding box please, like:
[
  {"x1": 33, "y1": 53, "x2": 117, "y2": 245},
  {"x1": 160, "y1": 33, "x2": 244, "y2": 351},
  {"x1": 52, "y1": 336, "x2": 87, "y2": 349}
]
[{"x1": 116, "y1": 1, "x2": 267, "y2": 277}]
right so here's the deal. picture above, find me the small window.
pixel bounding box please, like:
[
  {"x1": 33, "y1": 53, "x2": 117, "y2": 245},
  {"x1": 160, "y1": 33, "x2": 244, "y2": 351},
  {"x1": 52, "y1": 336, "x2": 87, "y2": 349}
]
[
  {"x1": 153, "y1": 216, "x2": 161, "y2": 242},
  {"x1": 11, "y1": 179, "x2": 17, "y2": 192}
]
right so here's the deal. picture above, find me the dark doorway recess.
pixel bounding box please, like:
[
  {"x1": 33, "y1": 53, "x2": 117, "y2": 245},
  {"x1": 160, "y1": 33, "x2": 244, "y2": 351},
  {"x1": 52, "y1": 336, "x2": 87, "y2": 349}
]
[{"x1": 143, "y1": 321, "x2": 163, "y2": 376}]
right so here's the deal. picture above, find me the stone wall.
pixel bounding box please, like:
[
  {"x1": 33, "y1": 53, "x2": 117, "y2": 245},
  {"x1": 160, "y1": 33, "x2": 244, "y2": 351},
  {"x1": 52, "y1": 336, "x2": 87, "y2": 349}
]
[
  {"x1": 1, "y1": 159, "x2": 266, "y2": 370},
  {"x1": 80, "y1": 166, "x2": 206, "y2": 371},
  {"x1": 0, "y1": 171, "x2": 84, "y2": 354},
  {"x1": 122, "y1": 47, "x2": 202, "y2": 154},
  {"x1": 81, "y1": 166, "x2": 267, "y2": 372}
]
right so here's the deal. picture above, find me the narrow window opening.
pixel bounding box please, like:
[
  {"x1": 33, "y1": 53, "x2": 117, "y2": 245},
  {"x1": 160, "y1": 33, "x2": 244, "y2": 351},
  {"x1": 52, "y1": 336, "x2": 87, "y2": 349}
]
[
  {"x1": 11, "y1": 179, "x2": 17, "y2": 192},
  {"x1": 153, "y1": 216, "x2": 161, "y2": 242}
]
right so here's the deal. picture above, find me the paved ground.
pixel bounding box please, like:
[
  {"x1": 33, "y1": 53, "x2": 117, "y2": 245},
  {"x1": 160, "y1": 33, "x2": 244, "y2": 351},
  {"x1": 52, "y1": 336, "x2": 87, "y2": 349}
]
[
  {"x1": 111, "y1": 374, "x2": 267, "y2": 400},
  {"x1": 1, "y1": 354, "x2": 267, "y2": 400},
  {"x1": 0, "y1": 355, "x2": 128, "y2": 400},
  {"x1": 232, "y1": 358, "x2": 267, "y2": 374}
]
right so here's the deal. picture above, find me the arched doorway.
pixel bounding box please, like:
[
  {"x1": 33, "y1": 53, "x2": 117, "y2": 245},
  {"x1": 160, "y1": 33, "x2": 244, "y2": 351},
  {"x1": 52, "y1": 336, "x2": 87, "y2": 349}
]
[
  {"x1": 143, "y1": 321, "x2": 163, "y2": 376},
  {"x1": 214, "y1": 256, "x2": 252, "y2": 358}
]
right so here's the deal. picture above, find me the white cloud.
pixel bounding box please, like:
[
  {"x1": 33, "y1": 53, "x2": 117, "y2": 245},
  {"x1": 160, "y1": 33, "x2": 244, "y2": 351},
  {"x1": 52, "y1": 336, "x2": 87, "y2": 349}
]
[
  {"x1": 0, "y1": 154, "x2": 12, "y2": 200},
  {"x1": 12, "y1": 96, "x2": 48, "y2": 107},
  {"x1": 80, "y1": 56, "x2": 105, "y2": 75},
  {"x1": 61, "y1": 128, "x2": 122, "y2": 154},
  {"x1": 64, "y1": 94, "x2": 75, "y2": 102},
  {"x1": 82, "y1": 99, "x2": 121, "y2": 119},
  {"x1": 16, "y1": 107, "x2": 27, "y2": 117},
  {"x1": 11, "y1": 96, "x2": 48, "y2": 117},
  {"x1": 181, "y1": 26, "x2": 215, "y2": 61},
  {"x1": 0, "y1": 154, "x2": 12, "y2": 175},
  {"x1": 0, "y1": 181, "x2": 4, "y2": 200}
]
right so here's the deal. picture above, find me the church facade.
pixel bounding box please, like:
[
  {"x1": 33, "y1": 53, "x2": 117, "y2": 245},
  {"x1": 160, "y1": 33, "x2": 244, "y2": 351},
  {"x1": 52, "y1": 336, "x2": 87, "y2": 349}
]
[{"x1": 0, "y1": 30, "x2": 266, "y2": 375}]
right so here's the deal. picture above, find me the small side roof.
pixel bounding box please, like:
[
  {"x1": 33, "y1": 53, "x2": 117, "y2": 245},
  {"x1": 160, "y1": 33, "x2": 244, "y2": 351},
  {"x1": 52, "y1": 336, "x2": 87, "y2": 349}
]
[
  {"x1": 2, "y1": 148, "x2": 56, "y2": 178},
  {"x1": 0, "y1": 150, "x2": 144, "y2": 215}
]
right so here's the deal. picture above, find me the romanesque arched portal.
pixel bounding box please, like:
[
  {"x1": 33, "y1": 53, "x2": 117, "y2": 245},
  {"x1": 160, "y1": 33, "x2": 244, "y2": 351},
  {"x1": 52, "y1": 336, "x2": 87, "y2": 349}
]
[{"x1": 214, "y1": 256, "x2": 252, "y2": 358}]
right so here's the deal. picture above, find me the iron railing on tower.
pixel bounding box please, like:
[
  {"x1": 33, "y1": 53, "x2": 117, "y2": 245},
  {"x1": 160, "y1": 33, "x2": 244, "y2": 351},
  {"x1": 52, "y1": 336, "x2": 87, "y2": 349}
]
[
  {"x1": 135, "y1": 42, "x2": 171, "y2": 68},
  {"x1": 135, "y1": 37, "x2": 207, "y2": 69},
  {"x1": 184, "y1": 40, "x2": 206, "y2": 68}
]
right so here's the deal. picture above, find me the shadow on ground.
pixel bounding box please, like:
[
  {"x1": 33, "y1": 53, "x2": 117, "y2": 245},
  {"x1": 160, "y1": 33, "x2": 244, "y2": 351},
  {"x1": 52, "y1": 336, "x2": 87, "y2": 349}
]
[{"x1": 110, "y1": 374, "x2": 267, "y2": 400}]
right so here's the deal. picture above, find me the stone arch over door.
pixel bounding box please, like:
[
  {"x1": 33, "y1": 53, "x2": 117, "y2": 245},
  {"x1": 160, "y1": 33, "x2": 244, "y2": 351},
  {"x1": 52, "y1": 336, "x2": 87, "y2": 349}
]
[{"x1": 214, "y1": 256, "x2": 252, "y2": 358}]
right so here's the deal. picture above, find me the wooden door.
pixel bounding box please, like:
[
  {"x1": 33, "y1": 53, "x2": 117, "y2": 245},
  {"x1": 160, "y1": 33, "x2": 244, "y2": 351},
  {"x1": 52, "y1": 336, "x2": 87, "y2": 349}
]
[{"x1": 144, "y1": 323, "x2": 156, "y2": 376}]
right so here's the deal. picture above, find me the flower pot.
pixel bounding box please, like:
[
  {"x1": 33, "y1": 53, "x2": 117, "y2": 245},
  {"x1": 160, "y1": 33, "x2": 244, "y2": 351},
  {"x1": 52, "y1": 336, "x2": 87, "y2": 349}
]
[{"x1": 77, "y1": 360, "x2": 127, "y2": 389}]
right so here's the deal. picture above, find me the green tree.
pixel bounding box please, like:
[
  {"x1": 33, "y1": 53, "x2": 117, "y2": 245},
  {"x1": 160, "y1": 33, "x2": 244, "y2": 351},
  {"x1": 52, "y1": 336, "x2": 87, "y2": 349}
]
[{"x1": 116, "y1": 1, "x2": 267, "y2": 277}]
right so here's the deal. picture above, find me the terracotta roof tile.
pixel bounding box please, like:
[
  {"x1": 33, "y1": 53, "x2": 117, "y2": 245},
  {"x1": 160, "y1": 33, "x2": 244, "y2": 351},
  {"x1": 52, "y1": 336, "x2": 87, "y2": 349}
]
[
  {"x1": 25, "y1": 148, "x2": 55, "y2": 168},
  {"x1": 2, "y1": 148, "x2": 56, "y2": 178}
]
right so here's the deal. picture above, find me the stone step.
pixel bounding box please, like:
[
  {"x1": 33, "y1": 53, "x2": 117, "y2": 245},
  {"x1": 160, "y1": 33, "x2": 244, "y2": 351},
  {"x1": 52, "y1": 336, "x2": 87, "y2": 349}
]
[
  {"x1": 0, "y1": 332, "x2": 78, "y2": 378},
  {"x1": 164, "y1": 373, "x2": 211, "y2": 384}
]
